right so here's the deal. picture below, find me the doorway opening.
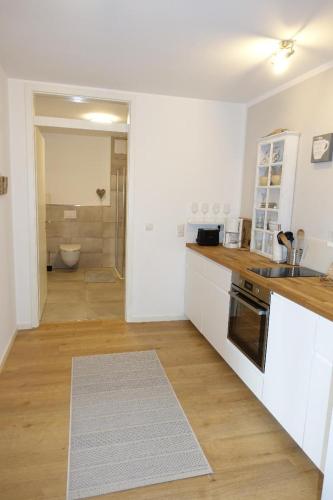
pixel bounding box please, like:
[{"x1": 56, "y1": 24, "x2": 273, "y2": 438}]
[{"x1": 34, "y1": 93, "x2": 128, "y2": 323}]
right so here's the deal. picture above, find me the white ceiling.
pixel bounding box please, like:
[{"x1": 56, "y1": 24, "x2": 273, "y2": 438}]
[{"x1": 1, "y1": 0, "x2": 333, "y2": 102}]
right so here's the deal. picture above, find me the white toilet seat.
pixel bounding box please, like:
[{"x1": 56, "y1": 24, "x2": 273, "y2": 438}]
[{"x1": 60, "y1": 244, "x2": 81, "y2": 252}]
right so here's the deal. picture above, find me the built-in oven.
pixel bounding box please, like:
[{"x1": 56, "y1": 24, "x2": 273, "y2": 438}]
[{"x1": 227, "y1": 272, "x2": 271, "y2": 372}]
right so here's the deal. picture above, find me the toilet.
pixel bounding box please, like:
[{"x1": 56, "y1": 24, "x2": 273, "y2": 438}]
[{"x1": 60, "y1": 244, "x2": 81, "y2": 268}]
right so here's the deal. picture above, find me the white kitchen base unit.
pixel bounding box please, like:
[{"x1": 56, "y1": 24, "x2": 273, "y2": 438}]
[
  {"x1": 185, "y1": 249, "x2": 231, "y2": 358},
  {"x1": 185, "y1": 249, "x2": 264, "y2": 397},
  {"x1": 263, "y1": 294, "x2": 333, "y2": 472},
  {"x1": 185, "y1": 249, "x2": 333, "y2": 473}
]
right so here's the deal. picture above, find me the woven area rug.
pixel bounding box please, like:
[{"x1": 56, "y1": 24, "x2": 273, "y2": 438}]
[
  {"x1": 67, "y1": 350, "x2": 212, "y2": 499},
  {"x1": 84, "y1": 269, "x2": 115, "y2": 283}
]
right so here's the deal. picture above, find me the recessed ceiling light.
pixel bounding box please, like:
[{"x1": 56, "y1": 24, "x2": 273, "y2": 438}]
[
  {"x1": 271, "y1": 40, "x2": 295, "y2": 75},
  {"x1": 83, "y1": 112, "x2": 118, "y2": 124},
  {"x1": 70, "y1": 96, "x2": 87, "y2": 103}
]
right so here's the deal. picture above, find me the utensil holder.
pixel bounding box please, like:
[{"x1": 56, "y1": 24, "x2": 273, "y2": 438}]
[{"x1": 287, "y1": 248, "x2": 303, "y2": 266}]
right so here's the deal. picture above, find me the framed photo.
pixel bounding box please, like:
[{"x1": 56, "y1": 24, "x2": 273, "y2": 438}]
[{"x1": 311, "y1": 133, "x2": 333, "y2": 163}]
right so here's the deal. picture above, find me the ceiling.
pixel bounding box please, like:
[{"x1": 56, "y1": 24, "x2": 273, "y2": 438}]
[
  {"x1": 1, "y1": 0, "x2": 333, "y2": 102},
  {"x1": 34, "y1": 94, "x2": 129, "y2": 122}
]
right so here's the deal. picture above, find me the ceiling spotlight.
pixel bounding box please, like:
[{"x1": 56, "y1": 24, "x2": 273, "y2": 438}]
[
  {"x1": 271, "y1": 40, "x2": 295, "y2": 74},
  {"x1": 70, "y1": 96, "x2": 87, "y2": 103},
  {"x1": 83, "y1": 112, "x2": 118, "y2": 124}
]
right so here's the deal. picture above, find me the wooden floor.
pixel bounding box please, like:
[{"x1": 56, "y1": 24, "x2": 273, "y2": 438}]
[{"x1": 0, "y1": 320, "x2": 323, "y2": 500}]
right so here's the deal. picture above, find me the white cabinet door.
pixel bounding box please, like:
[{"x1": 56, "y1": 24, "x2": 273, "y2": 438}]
[
  {"x1": 262, "y1": 293, "x2": 317, "y2": 446},
  {"x1": 201, "y1": 278, "x2": 230, "y2": 356},
  {"x1": 185, "y1": 264, "x2": 203, "y2": 332},
  {"x1": 303, "y1": 317, "x2": 333, "y2": 471}
]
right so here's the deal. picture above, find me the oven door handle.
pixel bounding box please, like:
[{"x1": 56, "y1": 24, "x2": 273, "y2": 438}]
[{"x1": 229, "y1": 291, "x2": 268, "y2": 316}]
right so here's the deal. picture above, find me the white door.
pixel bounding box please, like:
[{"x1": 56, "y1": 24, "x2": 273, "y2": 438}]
[{"x1": 35, "y1": 128, "x2": 47, "y2": 320}]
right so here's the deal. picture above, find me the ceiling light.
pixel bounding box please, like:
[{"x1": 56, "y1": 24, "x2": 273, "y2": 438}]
[
  {"x1": 271, "y1": 40, "x2": 295, "y2": 74},
  {"x1": 70, "y1": 96, "x2": 87, "y2": 103},
  {"x1": 83, "y1": 112, "x2": 118, "y2": 124}
]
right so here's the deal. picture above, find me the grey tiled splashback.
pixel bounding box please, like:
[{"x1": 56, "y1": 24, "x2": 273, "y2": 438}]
[{"x1": 46, "y1": 204, "x2": 118, "y2": 268}]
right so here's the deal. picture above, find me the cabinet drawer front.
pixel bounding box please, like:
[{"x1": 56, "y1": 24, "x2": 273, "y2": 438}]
[
  {"x1": 186, "y1": 249, "x2": 205, "y2": 274},
  {"x1": 203, "y1": 258, "x2": 231, "y2": 292},
  {"x1": 316, "y1": 316, "x2": 333, "y2": 363}
]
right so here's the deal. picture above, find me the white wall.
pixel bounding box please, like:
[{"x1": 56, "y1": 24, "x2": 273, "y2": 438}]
[
  {"x1": 44, "y1": 131, "x2": 111, "y2": 206},
  {"x1": 241, "y1": 68, "x2": 333, "y2": 271},
  {"x1": 129, "y1": 94, "x2": 246, "y2": 320},
  {"x1": 0, "y1": 64, "x2": 16, "y2": 361},
  {"x1": 8, "y1": 79, "x2": 246, "y2": 326}
]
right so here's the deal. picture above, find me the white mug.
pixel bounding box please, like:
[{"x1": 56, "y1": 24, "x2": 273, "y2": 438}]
[{"x1": 313, "y1": 139, "x2": 329, "y2": 160}]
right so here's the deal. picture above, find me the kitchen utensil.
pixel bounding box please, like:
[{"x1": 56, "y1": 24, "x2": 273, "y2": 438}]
[
  {"x1": 284, "y1": 231, "x2": 294, "y2": 247},
  {"x1": 287, "y1": 248, "x2": 303, "y2": 266},
  {"x1": 296, "y1": 229, "x2": 305, "y2": 251},
  {"x1": 277, "y1": 231, "x2": 291, "y2": 249}
]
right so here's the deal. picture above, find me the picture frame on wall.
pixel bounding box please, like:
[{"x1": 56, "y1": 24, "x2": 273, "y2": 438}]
[{"x1": 311, "y1": 133, "x2": 333, "y2": 163}]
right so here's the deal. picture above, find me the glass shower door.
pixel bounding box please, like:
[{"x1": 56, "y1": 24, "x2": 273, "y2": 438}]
[{"x1": 115, "y1": 166, "x2": 126, "y2": 278}]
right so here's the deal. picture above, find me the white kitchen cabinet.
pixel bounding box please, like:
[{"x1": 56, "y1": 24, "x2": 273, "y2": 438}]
[
  {"x1": 262, "y1": 293, "x2": 317, "y2": 446},
  {"x1": 185, "y1": 249, "x2": 231, "y2": 356},
  {"x1": 303, "y1": 317, "x2": 333, "y2": 471},
  {"x1": 201, "y1": 278, "x2": 229, "y2": 356},
  {"x1": 184, "y1": 256, "x2": 204, "y2": 332}
]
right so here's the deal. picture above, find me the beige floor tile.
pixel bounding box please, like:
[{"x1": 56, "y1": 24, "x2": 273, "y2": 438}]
[
  {"x1": 41, "y1": 267, "x2": 124, "y2": 323},
  {"x1": 86, "y1": 282, "x2": 124, "y2": 303},
  {"x1": 41, "y1": 303, "x2": 88, "y2": 323},
  {"x1": 48, "y1": 269, "x2": 85, "y2": 282},
  {"x1": 86, "y1": 301, "x2": 124, "y2": 320}
]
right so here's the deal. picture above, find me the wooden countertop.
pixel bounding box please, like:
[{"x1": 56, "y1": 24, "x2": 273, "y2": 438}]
[{"x1": 186, "y1": 243, "x2": 333, "y2": 323}]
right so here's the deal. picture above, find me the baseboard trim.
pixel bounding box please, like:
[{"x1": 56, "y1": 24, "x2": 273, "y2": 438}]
[
  {"x1": 0, "y1": 330, "x2": 17, "y2": 372},
  {"x1": 126, "y1": 315, "x2": 187, "y2": 323},
  {"x1": 17, "y1": 322, "x2": 35, "y2": 330}
]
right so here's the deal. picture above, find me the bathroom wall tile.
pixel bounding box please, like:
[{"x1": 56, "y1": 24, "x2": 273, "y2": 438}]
[
  {"x1": 47, "y1": 237, "x2": 71, "y2": 253},
  {"x1": 78, "y1": 206, "x2": 102, "y2": 222},
  {"x1": 51, "y1": 252, "x2": 66, "y2": 268},
  {"x1": 103, "y1": 205, "x2": 116, "y2": 222},
  {"x1": 110, "y1": 174, "x2": 117, "y2": 191},
  {"x1": 102, "y1": 253, "x2": 115, "y2": 268},
  {"x1": 76, "y1": 237, "x2": 103, "y2": 253},
  {"x1": 47, "y1": 221, "x2": 79, "y2": 239},
  {"x1": 47, "y1": 204, "x2": 76, "y2": 221},
  {"x1": 79, "y1": 253, "x2": 103, "y2": 268},
  {"x1": 102, "y1": 222, "x2": 116, "y2": 238},
  {"x1": 103, "y1": 238, "x2": 115, "y2": 254},
  {"x1": 78, "y1": 221, "x2": 103, "y2": 238}
]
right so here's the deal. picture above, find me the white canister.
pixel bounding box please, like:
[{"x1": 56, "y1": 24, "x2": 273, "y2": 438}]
[{"x1": 272, "y1": 231, "x2": 287, "y2": 263}]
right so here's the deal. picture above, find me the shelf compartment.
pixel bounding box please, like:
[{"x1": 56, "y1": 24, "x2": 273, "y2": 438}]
[
  {"x1": 258, "y1": 143, "x2": 271, "y2": 166},
  {"x1": 272, "y1": 140, "x2": 284, "y2": 163}
]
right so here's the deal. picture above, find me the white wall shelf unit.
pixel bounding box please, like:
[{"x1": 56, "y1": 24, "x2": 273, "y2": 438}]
[{"x1": 251, "y1": 131, "x2": 300, "y2": 258}]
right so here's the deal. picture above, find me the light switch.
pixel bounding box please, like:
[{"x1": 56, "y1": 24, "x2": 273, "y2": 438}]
[
  {"x1": 177, "y1": 224, "x2": 185, "y2": 237},
  {"x1": 145, "y1": 223, "x2": 154, "y2": 231}
]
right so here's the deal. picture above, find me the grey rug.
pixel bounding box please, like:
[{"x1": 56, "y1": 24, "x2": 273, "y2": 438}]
[
  {"x1": 85, "y1": 269, "x2": 116, "y2": 283},
  {"x1": 67, "y1": 350, "x2": 212, "y2": 500}
]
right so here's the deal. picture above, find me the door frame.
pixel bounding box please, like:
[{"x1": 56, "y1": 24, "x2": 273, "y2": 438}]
[{"x1": 23, "y1": 81, "x2": 136, "y2": 327}]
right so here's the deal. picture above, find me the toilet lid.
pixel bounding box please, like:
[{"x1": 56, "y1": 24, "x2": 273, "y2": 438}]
[{"x1": 60, "y1": 244, "x2": 81, "y2": 252}]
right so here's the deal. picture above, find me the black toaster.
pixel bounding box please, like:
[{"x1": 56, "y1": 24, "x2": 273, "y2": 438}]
[{"x1": 196, "y1": 228, "x2": 220, "y2": 246}]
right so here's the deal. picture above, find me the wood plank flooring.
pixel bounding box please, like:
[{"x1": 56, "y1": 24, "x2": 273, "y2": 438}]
[{"x1": 0, "y1": 320, "x2": 323, "y2": 500}]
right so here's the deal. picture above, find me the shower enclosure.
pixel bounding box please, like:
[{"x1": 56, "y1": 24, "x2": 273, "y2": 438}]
[{"x1": 112, "y1": 137, "x2": 127, "y2": 279}]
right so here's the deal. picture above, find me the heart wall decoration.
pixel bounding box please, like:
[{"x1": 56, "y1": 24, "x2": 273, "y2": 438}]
[{"x1": 96, "y1": 188, "x2": 106, "y2": 200}]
